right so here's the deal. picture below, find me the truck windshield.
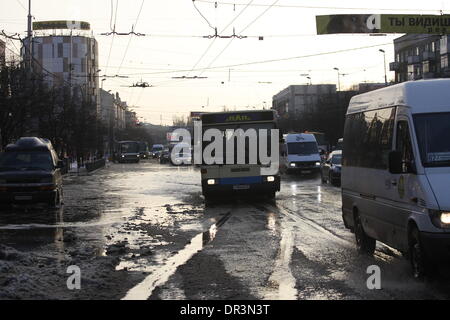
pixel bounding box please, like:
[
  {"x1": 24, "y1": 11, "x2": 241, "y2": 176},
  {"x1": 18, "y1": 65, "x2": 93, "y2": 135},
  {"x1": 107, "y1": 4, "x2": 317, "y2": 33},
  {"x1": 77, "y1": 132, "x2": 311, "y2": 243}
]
[
  {"x1": 0, "y1": 152, "x2": 54, "y2": 171},
  {"x1": 287, "y1": 142, "x2": 318, "y2": 155},
  {"x1": 120, "y1": 143, "x2": 139, "y2": 153},
  {"x1": 414, "y1": 112, "x2": 450, "y2": 167}
]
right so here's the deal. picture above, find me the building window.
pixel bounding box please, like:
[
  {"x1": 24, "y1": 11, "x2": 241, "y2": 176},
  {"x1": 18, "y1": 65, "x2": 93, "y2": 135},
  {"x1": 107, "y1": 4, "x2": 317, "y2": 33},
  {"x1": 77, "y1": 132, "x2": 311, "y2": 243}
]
[
  {"x1": 58, "y1": 43, "x2": 63, "y2": 58},
  {"x1": 442, "y1": 55, "x2": 449, "y2": 69}
]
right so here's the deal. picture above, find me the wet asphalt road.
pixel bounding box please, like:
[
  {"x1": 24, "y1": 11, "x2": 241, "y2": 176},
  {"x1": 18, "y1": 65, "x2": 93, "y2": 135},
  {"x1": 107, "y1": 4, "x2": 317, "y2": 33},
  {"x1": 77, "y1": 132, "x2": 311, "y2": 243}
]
[{"x1": 1, "y1": 160, "x2": 450, "y2": 300}]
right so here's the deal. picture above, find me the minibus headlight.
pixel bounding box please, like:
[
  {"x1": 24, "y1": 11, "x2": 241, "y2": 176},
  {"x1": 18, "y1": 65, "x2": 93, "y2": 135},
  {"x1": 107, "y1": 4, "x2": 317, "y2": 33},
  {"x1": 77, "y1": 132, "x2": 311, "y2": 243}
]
[
  {"x1": 266, "y1": 176, "x2": 275, "y2": 182},
  {"x1": 207, "y1": 179, "x2": 216, "y2": 185}
]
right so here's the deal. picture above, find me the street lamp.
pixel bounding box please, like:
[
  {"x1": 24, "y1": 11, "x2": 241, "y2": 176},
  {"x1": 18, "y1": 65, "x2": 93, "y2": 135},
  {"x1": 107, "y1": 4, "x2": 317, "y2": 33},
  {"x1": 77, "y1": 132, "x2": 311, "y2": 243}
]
[
  {"x1": 379, "y1": 49, "x2": 388, "y2": 85},
  {"x1": 300, "y1": 73, "x2": 312, "y2": 85},
  {"x1": 333, "y1": 67, "x2": 341, "y2": 91}
]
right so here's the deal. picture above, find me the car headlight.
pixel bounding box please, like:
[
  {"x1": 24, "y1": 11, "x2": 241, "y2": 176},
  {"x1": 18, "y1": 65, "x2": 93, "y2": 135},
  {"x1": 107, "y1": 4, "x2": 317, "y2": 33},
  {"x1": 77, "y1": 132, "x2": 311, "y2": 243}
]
[
  {"x1": 429, "y1": 210, "x2": 450, "y2": 228},
  {"x1": 290, "y1": 163, "x2": 296, "y2": 167},
  {"x1": 121, "y1": 155, "x2": 125, "y2": 158},
  {"x1": 207, "y1": 179, "x2": 216, "y2": 185},
  {"x1": 266, "y1": 176, "x2": 275, "y2": 182},
  {"x1": 315, "y1": 162, "x2": 321, "y2": 166}
]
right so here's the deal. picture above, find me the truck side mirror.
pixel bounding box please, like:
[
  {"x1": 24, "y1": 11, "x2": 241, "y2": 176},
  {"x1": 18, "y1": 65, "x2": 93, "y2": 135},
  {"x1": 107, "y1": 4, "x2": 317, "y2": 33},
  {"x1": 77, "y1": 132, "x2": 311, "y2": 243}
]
[{"x1": 388, "y1": 151, "x2": 403, "y2": 174}]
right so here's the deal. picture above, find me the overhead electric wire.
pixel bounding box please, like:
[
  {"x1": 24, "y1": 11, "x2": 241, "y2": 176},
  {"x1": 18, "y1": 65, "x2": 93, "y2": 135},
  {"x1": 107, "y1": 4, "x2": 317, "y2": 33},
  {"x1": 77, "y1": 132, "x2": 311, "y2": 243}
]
[
  {"x1": 116, "y1": 0, "x2": 145, "y2": 75},
  {"x1": 108, "y1": 42, "x2": 392, "y2": 77},
  {"x1": 192, "y1": 0, "x2": 216, "y2": 31},
  {"x1": 15, "y1": 0, "x2": 27, "y2": 11},
  {"x1": 199, "y1": 0, "x2": 280, "y2": 76},
  {"x1": 193, "y1": 0, "x2": 445, "y2": 12},
  {"x1": 105, "y1": 0, "x2": 119, "y2": 76}
]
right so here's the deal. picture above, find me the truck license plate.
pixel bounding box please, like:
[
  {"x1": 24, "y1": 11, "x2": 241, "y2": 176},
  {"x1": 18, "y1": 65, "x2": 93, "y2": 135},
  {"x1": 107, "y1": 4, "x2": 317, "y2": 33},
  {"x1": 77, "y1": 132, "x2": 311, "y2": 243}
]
[
  {"x1": 233, "y1": 185, "x2": 250, "y2": 190},
  {"x1": 15, "y1": 195, "x2": 32, "y2": 201}
]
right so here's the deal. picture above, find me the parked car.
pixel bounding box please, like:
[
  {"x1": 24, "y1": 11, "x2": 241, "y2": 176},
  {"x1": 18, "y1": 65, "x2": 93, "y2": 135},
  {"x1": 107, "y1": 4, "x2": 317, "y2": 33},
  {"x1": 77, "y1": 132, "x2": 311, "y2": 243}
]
[
  {"x1": 321, "y1": 150, "x2": 342, "y2": 186},
  {"x1": 0, "y1": 137, "x2": 64, "y2": 207}
]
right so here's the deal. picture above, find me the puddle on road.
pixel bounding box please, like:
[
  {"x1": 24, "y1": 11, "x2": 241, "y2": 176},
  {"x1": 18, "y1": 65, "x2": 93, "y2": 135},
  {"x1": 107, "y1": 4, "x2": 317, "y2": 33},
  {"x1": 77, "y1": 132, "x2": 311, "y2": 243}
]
[
  {"x1": 122, "y1": 212, "x2": 231, "y2": 300},
  {"x1": 265, "y1": 226, "x2": 298, "y2": 300}
]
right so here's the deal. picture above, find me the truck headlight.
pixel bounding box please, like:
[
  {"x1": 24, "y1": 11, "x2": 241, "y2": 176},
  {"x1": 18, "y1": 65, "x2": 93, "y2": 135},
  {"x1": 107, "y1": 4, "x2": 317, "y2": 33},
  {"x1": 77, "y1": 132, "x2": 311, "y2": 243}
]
[
  {"x1": 266, "y1": 176, "x2": 275, "y2": 182},
  {"x1": 207, "y1": 179, "x2": 216, "y2": 185},
  {"x1": 429, "y1": 210, "x2": 450, "y2": 228},
  {"x1": 441, "y1": 212, "x2": 450, "y2": 224}
]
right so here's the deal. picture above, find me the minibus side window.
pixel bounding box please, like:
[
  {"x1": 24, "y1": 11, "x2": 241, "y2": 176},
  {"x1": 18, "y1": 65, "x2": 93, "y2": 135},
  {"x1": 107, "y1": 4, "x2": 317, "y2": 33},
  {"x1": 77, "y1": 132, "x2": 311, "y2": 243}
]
[{"x1": 396, "y1": 121, "x2": 416, "y2": 173}]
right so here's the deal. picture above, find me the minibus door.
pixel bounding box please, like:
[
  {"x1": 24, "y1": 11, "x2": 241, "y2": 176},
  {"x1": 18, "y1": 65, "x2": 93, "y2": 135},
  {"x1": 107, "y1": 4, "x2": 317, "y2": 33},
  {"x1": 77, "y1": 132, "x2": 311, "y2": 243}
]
[{"x1": 386, "y1": 119, "x2": 417, "y2": 249}]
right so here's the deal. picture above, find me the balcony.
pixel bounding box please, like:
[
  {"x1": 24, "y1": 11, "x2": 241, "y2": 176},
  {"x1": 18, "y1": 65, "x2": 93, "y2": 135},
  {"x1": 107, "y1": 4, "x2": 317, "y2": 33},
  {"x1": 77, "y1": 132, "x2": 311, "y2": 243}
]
[
  {"x1": 389, "y1": 62, "x2": 400, "y2": 71},
  {"x1": 407, "y1": 55, "x2": 421, "y2": 64},
  {"x1": 422, "y1": 51, "x2": 436, "y2": 61}
]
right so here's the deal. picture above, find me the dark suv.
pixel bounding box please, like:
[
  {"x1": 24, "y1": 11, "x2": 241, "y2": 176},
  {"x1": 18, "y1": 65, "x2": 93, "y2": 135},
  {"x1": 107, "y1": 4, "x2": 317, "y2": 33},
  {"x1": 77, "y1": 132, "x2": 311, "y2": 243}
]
[{"x1": 0, "y1": 137, "x2": 64, "y2": 207}]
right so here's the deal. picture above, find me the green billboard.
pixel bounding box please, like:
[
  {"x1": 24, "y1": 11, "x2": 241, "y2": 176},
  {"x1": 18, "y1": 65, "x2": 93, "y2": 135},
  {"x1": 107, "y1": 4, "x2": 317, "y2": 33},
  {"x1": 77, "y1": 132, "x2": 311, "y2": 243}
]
[
  {"x1": 33, "y1": 21, "x2": 91, "y2": 31},
  {"x1": 316, "y1": 14, "x2": 450, "y2": 35}
]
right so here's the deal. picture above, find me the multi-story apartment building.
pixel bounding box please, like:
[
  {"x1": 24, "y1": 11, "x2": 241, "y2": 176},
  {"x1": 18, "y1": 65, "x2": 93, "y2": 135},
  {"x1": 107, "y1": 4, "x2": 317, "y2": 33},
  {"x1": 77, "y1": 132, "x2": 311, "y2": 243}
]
[
  {"x1": 389, "y1": 34, "x2": 450, "y2": 82},
  {"x1": 272, "y1": 84, "x2": 337, "y2": 118},
  {"x1": 21, "y1": 22, "x2": 100, "y2": 113}
]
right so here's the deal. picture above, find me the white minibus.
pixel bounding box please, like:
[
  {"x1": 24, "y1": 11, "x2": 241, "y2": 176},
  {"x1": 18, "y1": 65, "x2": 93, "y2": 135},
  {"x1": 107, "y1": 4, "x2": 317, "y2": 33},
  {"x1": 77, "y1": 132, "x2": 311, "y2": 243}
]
[{"x1": 342, "y1": 79, "x2": 450, "y2": 278}]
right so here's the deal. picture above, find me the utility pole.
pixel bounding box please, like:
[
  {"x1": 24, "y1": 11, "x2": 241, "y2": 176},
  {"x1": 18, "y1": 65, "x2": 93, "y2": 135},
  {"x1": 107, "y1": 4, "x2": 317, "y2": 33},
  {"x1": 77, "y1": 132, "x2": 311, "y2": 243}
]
[
  {"x1": 379, "y1": 49, "x2": 388, "y2": 85},
  {"x1": 27, "y1": 0, "x2": 33, "y2": 71}
]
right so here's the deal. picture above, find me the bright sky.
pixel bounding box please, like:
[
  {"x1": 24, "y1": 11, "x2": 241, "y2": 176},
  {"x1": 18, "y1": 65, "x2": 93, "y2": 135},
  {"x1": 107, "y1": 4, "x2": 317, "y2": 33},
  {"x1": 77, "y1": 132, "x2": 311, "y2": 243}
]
[{"x1": 1, "y1": 0, "x2": 449, "y2": 124}]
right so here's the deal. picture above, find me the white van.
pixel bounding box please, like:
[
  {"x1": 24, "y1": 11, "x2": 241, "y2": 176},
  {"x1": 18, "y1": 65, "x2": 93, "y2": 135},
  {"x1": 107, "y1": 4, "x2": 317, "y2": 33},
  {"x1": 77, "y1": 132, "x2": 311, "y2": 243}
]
[
  {"x1": 342, "y1": 79, "x2": 450, "y2": 278},
  {"x1": 281, "y1": 133, "x2": 321, "y2": 174}
]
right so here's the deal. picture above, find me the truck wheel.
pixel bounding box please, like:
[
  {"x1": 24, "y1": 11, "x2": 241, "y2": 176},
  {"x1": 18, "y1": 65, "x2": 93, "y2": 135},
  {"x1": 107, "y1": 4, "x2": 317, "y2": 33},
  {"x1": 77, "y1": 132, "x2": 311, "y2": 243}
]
[
  {"x1": 409, "y1": 227, "x2": 430, "y2": 279},
  {"x1": 354, "y1": 213, "x2": 376, "y2": 255}
]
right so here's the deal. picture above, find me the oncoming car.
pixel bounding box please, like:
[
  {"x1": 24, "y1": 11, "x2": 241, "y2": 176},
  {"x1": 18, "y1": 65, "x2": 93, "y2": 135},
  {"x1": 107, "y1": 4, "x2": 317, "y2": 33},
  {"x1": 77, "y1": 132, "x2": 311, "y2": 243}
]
[{"x1": 321, "y1": 150, "x2": 342, "y2": 186}]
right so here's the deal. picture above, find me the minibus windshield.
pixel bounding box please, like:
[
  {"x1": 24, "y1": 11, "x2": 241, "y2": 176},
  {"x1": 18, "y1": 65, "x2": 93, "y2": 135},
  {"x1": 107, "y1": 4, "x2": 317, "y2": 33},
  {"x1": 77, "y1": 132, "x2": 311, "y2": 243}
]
[{"x1": 414, "y1": 112, "x2": 450, "y2": 167}]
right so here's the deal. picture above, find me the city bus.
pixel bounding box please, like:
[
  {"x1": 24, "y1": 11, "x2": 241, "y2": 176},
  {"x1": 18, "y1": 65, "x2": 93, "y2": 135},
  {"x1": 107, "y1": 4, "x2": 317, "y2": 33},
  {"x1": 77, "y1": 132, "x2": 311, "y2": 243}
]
[{"x1": 199, "y1": 110, "x2": 281, "y2": 200}]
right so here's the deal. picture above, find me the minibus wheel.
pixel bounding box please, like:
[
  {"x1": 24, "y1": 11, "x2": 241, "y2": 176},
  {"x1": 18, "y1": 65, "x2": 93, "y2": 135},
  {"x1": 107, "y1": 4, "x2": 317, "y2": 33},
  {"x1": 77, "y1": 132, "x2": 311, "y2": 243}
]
[
  {"x1": 409, "y1": 227, "x2": 429, "y2": 279},
  {"x1": 354, "y1": 213, "x2": 375, "y2": 255}
]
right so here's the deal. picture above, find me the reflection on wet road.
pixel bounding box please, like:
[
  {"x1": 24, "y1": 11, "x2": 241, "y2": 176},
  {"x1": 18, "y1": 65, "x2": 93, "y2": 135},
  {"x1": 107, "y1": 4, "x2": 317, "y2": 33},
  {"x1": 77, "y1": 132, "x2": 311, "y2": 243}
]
[{"x1": 2, "y1": 161, "x2": 450, "y2": 300}]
